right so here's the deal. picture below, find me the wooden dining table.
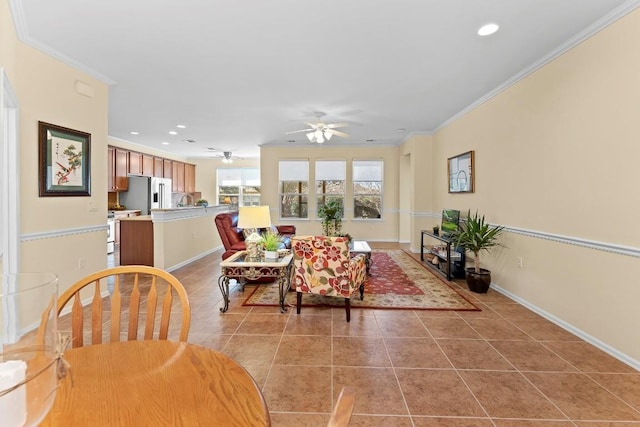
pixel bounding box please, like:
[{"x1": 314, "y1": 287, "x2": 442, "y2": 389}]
[{"x1": 40, "y1": 340, "x2": 271, "y2": 426}]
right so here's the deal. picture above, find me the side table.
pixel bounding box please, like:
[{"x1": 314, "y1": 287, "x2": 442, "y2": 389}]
[{"x1": 219, "y1": 251, "x2": 294, "y2": 313}]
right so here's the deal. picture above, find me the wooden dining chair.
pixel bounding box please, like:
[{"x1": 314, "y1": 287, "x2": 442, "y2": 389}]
[
  {"x1": 328, "y1": 387, "x2": 356, "y2": 427},
  {"x1": 57, "y1": 265, "x2": 191, "y2": 348}
]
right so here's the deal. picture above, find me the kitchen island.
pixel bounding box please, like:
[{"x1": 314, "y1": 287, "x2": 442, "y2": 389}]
[{"x1": 119, "y1": 205, "x2": 230, "y2": 271}]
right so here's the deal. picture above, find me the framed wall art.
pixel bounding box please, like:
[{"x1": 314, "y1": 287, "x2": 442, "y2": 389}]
[
  {"x1": 38, "y1": 121, "x2": 91, "y2": 196},
  {"x1": 448, "y1": 150, "x2": 474, "y2": 193}
]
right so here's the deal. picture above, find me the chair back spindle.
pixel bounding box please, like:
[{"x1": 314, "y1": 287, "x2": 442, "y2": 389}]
[{"x1": 58, "y1": 266, "x2": 191, "y2": 348}]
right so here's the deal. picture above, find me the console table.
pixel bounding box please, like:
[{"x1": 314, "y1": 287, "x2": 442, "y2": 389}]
[{"x1": 420, "y1": 231, "x2": 465, "y2": 281}]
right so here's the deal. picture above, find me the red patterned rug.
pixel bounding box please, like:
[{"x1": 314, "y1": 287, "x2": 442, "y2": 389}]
[{"x1": 242, "y1": 249, "x2": 479, "y2": 311}]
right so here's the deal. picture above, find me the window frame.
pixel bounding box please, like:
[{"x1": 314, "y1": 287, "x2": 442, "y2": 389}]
[
  {"x1": 315, "y1": 159, "x2": 346, "y2": 219},
  {"x1": 279, "y1": 160, "x2": 309, "y2": 219},
  {"x1": 352, "y1": 159, "x2": 384, "y2": 220},
  {"x1": 216, "y1": 168, "x2": 261, "y2": 207}
]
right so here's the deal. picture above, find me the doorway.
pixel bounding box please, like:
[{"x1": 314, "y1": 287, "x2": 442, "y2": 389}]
[{"x1": 1, "y1": 69, "x2": 20, "y2": 275}]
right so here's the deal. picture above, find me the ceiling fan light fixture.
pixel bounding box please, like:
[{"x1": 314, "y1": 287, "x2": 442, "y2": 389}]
[
  {"x1": 477, "y1": 23, "x2": 499, "y2": 36},
  {"x1": 222, "y1": 151, "x2": 233, "y2": 163},
  {"x1": 306, "y1": 132, "x2": 315, "y2": 142},
  {"x1": 324, "y1": 131, "x2": 332, "y2": 141}
]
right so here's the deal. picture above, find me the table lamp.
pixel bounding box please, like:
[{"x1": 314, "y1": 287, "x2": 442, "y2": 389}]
[{"x1": 238, "y1": 206, "x2": 271, "y2": 259}]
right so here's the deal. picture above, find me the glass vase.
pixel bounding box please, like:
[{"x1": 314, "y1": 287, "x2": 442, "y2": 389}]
[{"x1": 0, "y1": 273, "x2": 58, "y2": 427}]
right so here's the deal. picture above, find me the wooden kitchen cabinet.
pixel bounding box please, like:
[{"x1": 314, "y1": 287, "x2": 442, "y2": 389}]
[
  {"x1": 142, "y1": 154, "x2": 154, "y2": 176},
  {"x1": 172, "y1": 161, "x2": 185, "y2": 192},
  {"x1": 119, "y1": 216, "x2": 154, "y2": 266},
  {"x1": 113, "y1": 210, "x2": 141, "y2": 248},
  {"x1": 163, "y1": 159, "x2": 172, "y2": 179},
  {"x1": 185, "y1": 163, "x2": 196, "y2": 193},
  {"x1": 128, "y1": 152, "x2": 142, "y2": 175},
  {"x1": 153, "y1": 157, "x2": 164, "y2": 177},
  {"x1": 108, "y1": 147, "x2": 129, "y2": 191},
  {"x1": 108, "y1": 146, "x2": 196, "y2": 194}
]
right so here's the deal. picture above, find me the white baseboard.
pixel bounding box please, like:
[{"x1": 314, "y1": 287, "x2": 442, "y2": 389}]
[
  {"x1": 491, "y1": 284, "x2": 640, "y2": 371},
  {"x1": 165, "y1": 245, "x2": 223, "y2": 272}
]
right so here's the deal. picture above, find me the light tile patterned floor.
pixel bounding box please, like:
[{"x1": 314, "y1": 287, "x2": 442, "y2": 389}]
[{"x1": 112, "y1": 243, "x2": 640, "y2": 426}]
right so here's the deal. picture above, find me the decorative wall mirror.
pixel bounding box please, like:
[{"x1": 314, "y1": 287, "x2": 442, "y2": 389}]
[{"x1": 448, "y1": 151, "x2": 474, "y2": 193}]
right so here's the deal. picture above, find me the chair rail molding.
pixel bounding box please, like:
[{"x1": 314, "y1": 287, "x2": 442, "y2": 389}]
[
  {"x1": 21, "y1": 224, "x2": 107, "y2": 241},
  {"x1": 504, "y1": 225, "x2": 640, "y2": 259}
]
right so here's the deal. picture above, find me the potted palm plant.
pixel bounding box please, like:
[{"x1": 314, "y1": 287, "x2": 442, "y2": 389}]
[{"x1": 451, "y1": 210, "x2": 505, "y2": 293}]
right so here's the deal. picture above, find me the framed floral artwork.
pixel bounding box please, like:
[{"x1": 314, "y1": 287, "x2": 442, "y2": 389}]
[{"x1": 38, "y1": 121, "x2": 91, "y2": 196}]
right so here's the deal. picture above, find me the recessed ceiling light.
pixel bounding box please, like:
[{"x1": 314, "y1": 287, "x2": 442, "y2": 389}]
[
  {"x1": 477, "y1": 23, "x2": 499, "y2": 36},
  {"x1": 169, "y1": 131, "x2": 178, "y2": 135},
  {"x1": 396, "y1": 128, "x2": 406, "y2": 132},
  {"x1": 129, "y1": 131, "x2": 139, "y2": 135},
  {"x1": 176, "y1": 124, "x2": 186, "y2": 129},
  {"x1": 161, "y1": 142, "x2": 169, "y2": 145}
]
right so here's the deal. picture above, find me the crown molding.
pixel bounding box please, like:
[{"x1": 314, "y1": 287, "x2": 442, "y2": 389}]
[
  {"x1": 433, "y1": 0, "x2": 640, "y2": 133},
  {"x1": 8, "y1": 0, "x2": 116, "y2": 85}
]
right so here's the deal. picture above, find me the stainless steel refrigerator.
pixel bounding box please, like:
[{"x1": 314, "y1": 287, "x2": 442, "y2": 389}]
[{"x1": 119, "y1": 176, "x2": 172, "y2": 215}]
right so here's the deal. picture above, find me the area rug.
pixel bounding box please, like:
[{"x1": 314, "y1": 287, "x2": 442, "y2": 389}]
[{"x1": 242, "y1": 249, "x2": 480, "y2": 311}]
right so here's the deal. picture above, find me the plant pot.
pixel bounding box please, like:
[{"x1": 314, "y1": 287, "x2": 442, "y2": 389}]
[
  {"x1": 264, "y1": 250, "x2": 278, "y2": 260},
  {"x1": 465, "y1": 268, "x2": 491, "y2": 293}
]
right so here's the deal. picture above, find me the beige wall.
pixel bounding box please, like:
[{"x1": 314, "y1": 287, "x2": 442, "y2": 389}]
[
  {"x1": 400, "y1": 134, "x2": 436, "y2": 250},
  {"x1": 2, "y1": 0, "x2": 110, "y2": 294},
  {"x1": 260, "y1": 145, "x2": 400, "y2": 240},
  {"x1": 430, "y1": 10, "x2": 640, "y2": 364}
]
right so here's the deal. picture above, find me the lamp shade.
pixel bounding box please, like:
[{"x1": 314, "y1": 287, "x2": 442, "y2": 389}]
[{"x1": 237, "y1": 206, "x2": 271, "y2": 230}]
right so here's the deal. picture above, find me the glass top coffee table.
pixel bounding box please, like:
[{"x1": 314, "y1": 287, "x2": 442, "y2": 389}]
[
  {"x1": 219, "y1": 251, "x2": 294, "y2": 313},
  {"x1": 350, "y1": 240, "x2": 372, "y2": 275}
]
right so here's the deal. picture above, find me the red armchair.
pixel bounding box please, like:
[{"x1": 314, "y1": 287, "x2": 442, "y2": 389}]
[{"x1": 215, "y1": 211, "x2": 296, "y2": 260}]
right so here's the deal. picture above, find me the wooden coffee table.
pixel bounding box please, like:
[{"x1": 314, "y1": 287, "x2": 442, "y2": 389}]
[{"x1": 350, "y1": 240, "x2": 372, "y2": 274}]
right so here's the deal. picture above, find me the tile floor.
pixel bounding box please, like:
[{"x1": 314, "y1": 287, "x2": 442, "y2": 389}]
[{"x1": 113, "y1": 243, "x2": 640, "y2": 426}]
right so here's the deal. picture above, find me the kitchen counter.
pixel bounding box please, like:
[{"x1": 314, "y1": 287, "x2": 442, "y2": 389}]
[
  {"x1": 118, "y1": 204, "x2": 231, "y2": 270},
  {"x1": 119, "y1": 215, "x2": 151, "y2": 221},
  {"x1": 119, "y1": 217, "x2": 154, "y2": 266},
  {"x1": 108, "y1": 209, "x2": 141, "y2": 216}
]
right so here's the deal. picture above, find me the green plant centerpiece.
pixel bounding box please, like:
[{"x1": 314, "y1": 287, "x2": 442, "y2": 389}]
[
  {"x1": 450, "y1": 210, "x2": 505, "y2": 293},
  {"x1": 261, "y1": 229, "x2": 282, "y2": 259},
  {"x1": 195, "y1": 199, "x2": 208, "y2": 207},
  {"x1": 318, "y1": 199, "x2": 343, "y2": 236}
]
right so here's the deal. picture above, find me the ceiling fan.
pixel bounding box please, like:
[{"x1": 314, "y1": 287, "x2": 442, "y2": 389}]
[
  {"x1": 207, "y1": 148, "x2": 236, "y2": 163},
  {"x1": 286, "y1": 113, "x2": 350, "y2": 143}
]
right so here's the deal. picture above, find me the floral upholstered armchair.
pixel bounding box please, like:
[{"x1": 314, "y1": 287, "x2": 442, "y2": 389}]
[{"x1": 291, "y1": 235, "x2": 367, "y2": 322}]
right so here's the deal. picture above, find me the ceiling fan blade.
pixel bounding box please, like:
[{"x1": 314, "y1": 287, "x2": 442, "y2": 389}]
[
  {"x1": 325, "y1": 129, "x2": 349, "y2": 138},
  {"x1": 326, "y1": 123, "x2": 348, "y2": 129},
  {"x1": 285, "y1": 128, "x2": 314, "y2": 135}
]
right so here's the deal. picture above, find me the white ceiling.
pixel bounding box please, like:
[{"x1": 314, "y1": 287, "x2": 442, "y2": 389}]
[{"x1": 11, "y1": 0, "x2": 640, "y2": 159}]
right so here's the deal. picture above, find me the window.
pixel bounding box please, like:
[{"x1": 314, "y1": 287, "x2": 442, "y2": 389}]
[
  {"x1": 316, "y1": 160, "x2": 346, "y2": 217},
  {"x1": 216, "y1": 168, "x2": 260, "y2": 206},
  {"x1": 353, "y1": 160, "x2": 383, "y2": 219},
  {"x1": 279, "y1": 160, "x2": 309, "y2": 218}
]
